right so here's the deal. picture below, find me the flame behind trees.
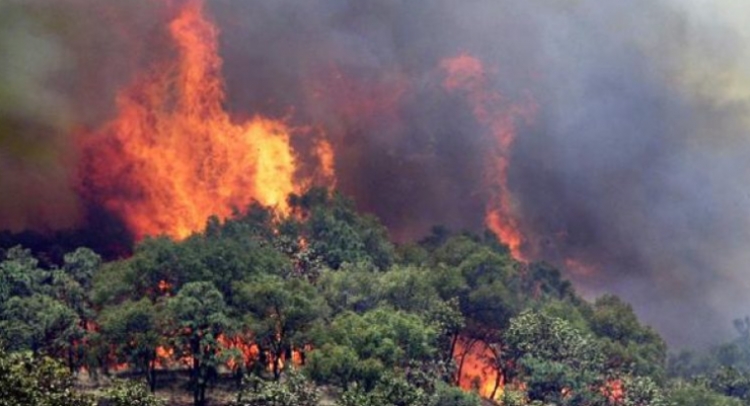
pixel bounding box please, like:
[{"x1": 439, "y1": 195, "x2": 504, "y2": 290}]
[{"x1": 1, "y1": 189, "x2": 674, "y2": 405}]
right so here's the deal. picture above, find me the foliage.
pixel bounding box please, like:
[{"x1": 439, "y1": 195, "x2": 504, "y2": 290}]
[
  {"x1": 501, "y1": 388, "x2": 528, "y2": 406},
  {"x1": 0, "y1": 349, "x2": 95, "y2": 406},
  {"x1": 335, "y1": 375, "x2": 480, "y2": 406},
  {"x1": 289, "y1": 188, "x2": 395, "y2": 270},
  {"x1": 0, "y1": 188, "x2": 703, "y2": 406},
  {"x1": 590, "y1": 295, "x2": 667, "y2": 380},
  {"x1": 430, "y1": 383, "x2": 482, "y2": 406},
  {"x1": 98, "y1": 298, "x2": 166, "y2": 390},
  {"x1": 667, "y1": 382, "x2": 744, "y2": 406},
  {"x1": 502, "y1": 310, "x2": 606, "y2": 405},
  {"x1": 167, "y1": 281, "x2": 234, "y2": 406},
  {"x1": 234, "y1": 369, "x2": 319, "y2": 406},
  {"x1": 619, "y1": 375, "x2": 669, "y2": 406},
  {"x1": 307, "y1": 308, "x2": 437, "y2": 390},
  {"x1": 234, "y1": 275, "x2": 328, "y2": 379},
  {"x1": 101, "y1": 380, "x2": 164, "y2": 406},
  {"x1": 1, "y1": 293, "x2": 80, "y2": 355}
]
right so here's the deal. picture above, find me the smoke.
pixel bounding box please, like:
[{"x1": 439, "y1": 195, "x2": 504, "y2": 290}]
[
  {"x1": 0, "y1": 3, "x2": 78, "y2": 231},
  {"x1": 2, "y1": 0, "x2": 750, "y2": 347},
  {"x1": 506, "y1": 0, "x2": 750, "y2": 347}
]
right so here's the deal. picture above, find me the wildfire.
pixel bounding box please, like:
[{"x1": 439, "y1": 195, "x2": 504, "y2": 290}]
[
  {"x1": 453, "y1": 336, "x2": 503, "y2": 401},
  {"x1": 79, "y1": 0, "x2": 304, "y2": 240},
  {"x1": 441, "y1": 54, "x2": 535, "y2": 261}
]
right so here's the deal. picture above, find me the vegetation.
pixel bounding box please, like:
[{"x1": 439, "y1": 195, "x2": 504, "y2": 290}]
[{"x1": 0, "y1": 188, "x2": 748, "y2": 405}]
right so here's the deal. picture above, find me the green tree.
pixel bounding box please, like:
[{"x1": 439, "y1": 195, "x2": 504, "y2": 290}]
[
  {"x1": 101, "y1": 380, "x2": 165, "y2": 406},
  {"x1": 590, "y1": 295, "x2": 666, "y2": 380},
  {"x1": 619, "y1": 375, "x2": 669, "y2": 406},
  {"x1": 0, "y1": 246, "x2": 45, "y2": 302},
  {"x1": 49, "y1": 269, "x2": 92, "y2": 372},
  {"x1": 0, "y1": 348, "x2": 95, "y2": 406},
  {"x1": 0, "y1": 247, "x2": 94, "y2": 372},
  {"x1": 708, "y1": 367, "x2": 750, "y2": 403},
  {"x1": 167, "y1": 281, "x2": 233, "y2": 406},
  {"x1": 289, "y1": 189, "x2": 394, "y2": 270},
  {"x1": 234, "y1": 369, "x2": 319, "y2": 406},
  {"x1": 502, "y1": 310, "x2": 606, "y2": 405},
  {"x1": 62, "y1": 247, "x2": 100, "y2": 290},
  {"x1": 307, "y1": 308, "x2": 436, "y2": 391},
  {"x1": 378, "y1": 266, "x2": 441, "y2": 313},
  {"x1": 316, "y1": 264, "x2": 382, "y2": 315},
  {"x1": 430, "y1": 383, "x2": 481, "y2": 406},
  {"x1": 0, "y1": 294, "x2": 80, "y2": 357},
  {"x1": 234, "y1": 275, "x2": 328, "y2": 380},
  {"x1": 668, "y1": 382, "x2": 743, "y2": 406},
  {"x1": 99, "y1": 298, "x2": 166, "y2": 391}
]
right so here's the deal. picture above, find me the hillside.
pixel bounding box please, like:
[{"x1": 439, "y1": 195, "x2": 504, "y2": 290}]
[{"x1": 0, "y1": 189, "x2": 748, "y2": 406}]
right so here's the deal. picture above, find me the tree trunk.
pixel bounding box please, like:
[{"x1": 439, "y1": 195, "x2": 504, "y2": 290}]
[
  {"x1": 490, "y1": 369, "x2": 502, "y2": 400},
  {"x1": 272, "y1": 350, "x2": 281, "y2": 381},
  {"x1": 448, "y1": 332, "x2": 459, "y2": 363},
  {"x1": 192, "y1": 338, "x2": 202, "y2": 406},
  {"x1": 148, "y1": 355, "x2": 157, "y2": 393},
  {"x1": 198, "y1": 383, "x2": 207, "y2": 406},
  {"x1": 455, "y1": 338, "x2": 476, "y2": 385},
  {"x1": 67, "y1": 344, "x2": 75, "y2": 374}
]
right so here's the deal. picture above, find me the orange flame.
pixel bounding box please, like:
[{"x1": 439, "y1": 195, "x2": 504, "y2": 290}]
[
  {"x1": 604, "y1": 379, "x2": 624, "y2": 403},
  {"x1": 157, "y1": 279, "x2": 173, "y2": 295},
  {"x1": 313, "y1": 138, "x2": 337, "y2": 188},
  {"x1": 79, "y1": 0, "x2": 302, "y2": 240},
  {"x1": 453, "y1": 336, "x2": 503, "y2": 401},
  {"x1": 441, "y1": 54, "x2": 535, "y2": 261},
  {"x1": 218, "y1": 334, "x2": 305, "y2": 372}
]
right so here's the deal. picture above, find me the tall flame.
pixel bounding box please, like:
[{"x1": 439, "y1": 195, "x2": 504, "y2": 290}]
[
  {"x1": 441, "y1": 55, "x2": 535, "y2": 260},
  {"x1": 79, "y1": 0, "x2": 300, "y2": 240}
]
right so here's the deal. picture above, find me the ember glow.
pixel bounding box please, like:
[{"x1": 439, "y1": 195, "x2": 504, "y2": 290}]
[{"x1": 79, "y1": 0, "x2": 303, "y2": 240}]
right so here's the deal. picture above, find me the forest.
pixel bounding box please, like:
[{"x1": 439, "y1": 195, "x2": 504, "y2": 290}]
[{"x1": 1, "y1": 188, "x2": 750, "y2": 406}]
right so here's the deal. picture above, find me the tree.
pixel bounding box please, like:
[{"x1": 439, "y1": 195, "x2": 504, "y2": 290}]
[
  {"x1": 0, "y1": 246, "x2": 45, "y2": 303},
  {"x1": 0, "y1": 348, "x2": 95, "y2": 406},
  {"x1": 668, "y1": 382, "x2": 743, "y2": 406},
  {"x1": 430, "y1": 383, "x2": 481, "y2": 406},
  {"x1": 334, "y1": 375, "x2": 480, "y2": 406},
  {"x1": 429, "y1": 235, "x2": 482, "y2": 268},
  {"x1": 234, "y1": 275, "x2": 328, "y2": 380},
  {"x1": 99, "y1": 298, "x2": 166, "y2": 392},
  {"x1": 62, "y1": 247, "x2": 100, "y2": 290},
  {"x1": 455, "y1": 247, "x2": 521, "y2": 333},
  {"x1": 378, "y1": 266, "x2": 441, "y2": 313},
  {"x1": 316, "y1": 264, "x2": 382, "y2": 315},
  {"x1": 101, "y1": 380, "x2": 165, "y2": 406},
  {"x1": 307, "y1": 308, "x2": 437, "y2": 391},
  {"x1": 289, "y1": 189, "x2": 394, "y2": 270},
  {"x1": 234, "y1": 369, "x2": 319, "y2": 406},
  {"x1": 0, "y1": 247, "x2": 101, "y2": 373},
  {"x1": 708, "y1": 367, "x2": 750, "y2": 403},
  {"x1": 0, "y1": 294, "x2": 80, "y2": 357},
  {"x1": 590, "y1": 295, "x2": 666, "y2": 380},
  {"x1": 49, "y1": 269, "x2": 92, "y2": 372},
  {"x1": 167, "y1": 282, "x2": 233, "y2": 406},
  {"x1": 502, "y1": 310, "x2": 606, "y2": 405},
  {"x1": 619, "y1": 375, "x2": 669, "y2": 406}
]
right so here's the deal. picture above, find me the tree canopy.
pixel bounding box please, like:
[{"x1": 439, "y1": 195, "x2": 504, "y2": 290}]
[{"x1": 0, "y1": 188, "x2": 744, "y2": 406}]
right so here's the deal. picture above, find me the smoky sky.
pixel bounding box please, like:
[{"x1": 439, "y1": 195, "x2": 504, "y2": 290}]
[{"x1": 2, "y1": 0, "x2": 750, "y2": 348}]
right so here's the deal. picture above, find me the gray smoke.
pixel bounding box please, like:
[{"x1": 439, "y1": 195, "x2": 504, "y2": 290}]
[{"x1": 2, "y1": 0, "x2": 750, "y2": 348}]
